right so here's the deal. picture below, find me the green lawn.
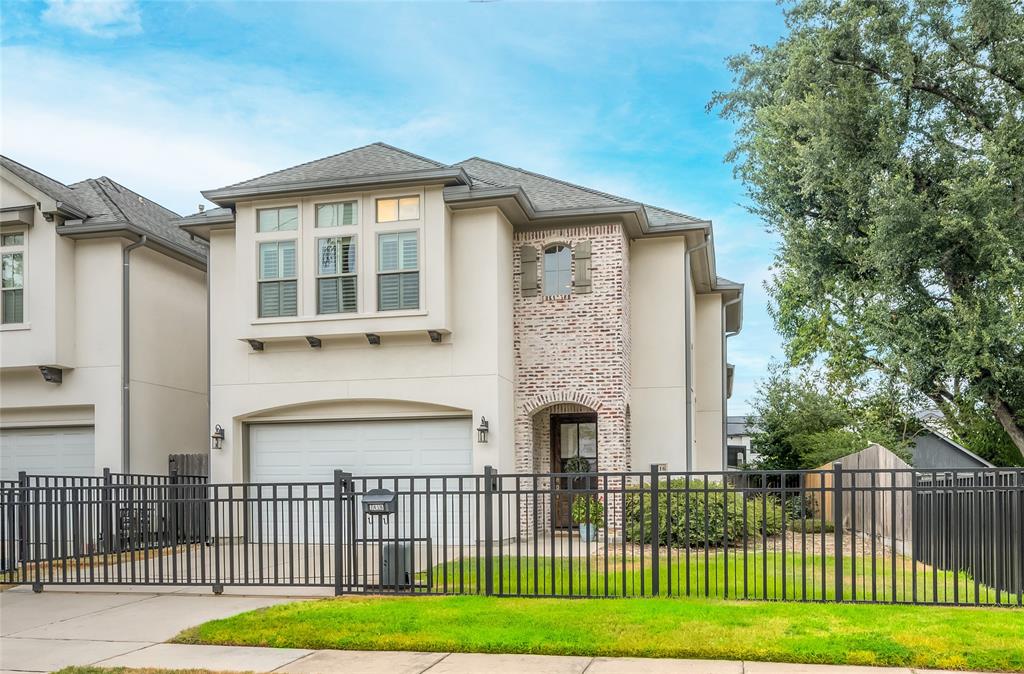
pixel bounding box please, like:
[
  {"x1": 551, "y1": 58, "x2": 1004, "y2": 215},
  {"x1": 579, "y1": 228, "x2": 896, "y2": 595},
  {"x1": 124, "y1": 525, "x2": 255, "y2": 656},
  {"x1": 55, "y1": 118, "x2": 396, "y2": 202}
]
[
  {"x1": 175, "y1": 595, "x2": 1024, "y2": 671},
  {"x1": 424, "y1": 552, "x2": 1019, "y2": 605}
]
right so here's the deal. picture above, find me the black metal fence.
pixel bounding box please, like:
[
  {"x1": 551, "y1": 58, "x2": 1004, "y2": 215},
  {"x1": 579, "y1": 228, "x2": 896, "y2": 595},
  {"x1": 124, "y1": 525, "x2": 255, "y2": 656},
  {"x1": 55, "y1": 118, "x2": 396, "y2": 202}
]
[{"x1": 1, "y1": 465, "x2": 1020, "y2": 606}]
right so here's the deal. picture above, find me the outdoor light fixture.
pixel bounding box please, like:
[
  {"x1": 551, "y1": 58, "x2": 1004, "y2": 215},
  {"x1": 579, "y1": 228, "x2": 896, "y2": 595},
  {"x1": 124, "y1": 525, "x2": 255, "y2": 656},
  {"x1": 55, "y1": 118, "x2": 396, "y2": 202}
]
[
  {"x1": 366, "y1": 333, "x2": 381, "y2": 345},
  {"x1": 39, "y1": 366, "x2": 63, "y2": 384},
  {"x1": 305, "y1": 336, "x2": 322, "y2": 348},
  {"x1": 246, "y1": 339, "x2": 264, "y2": 352},
  {"x1": 476, "y1": 417, "x2": 489, "y2": 443},
  {"x1": 211, "y1": 424, "x2": 225, "y2": 450}
]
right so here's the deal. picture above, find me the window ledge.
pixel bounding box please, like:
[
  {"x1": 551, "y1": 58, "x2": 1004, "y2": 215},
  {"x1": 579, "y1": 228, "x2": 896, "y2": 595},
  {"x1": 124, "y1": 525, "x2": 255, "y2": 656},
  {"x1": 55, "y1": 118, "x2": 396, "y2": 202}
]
[
  {"x1": 252, "y1": 310, "x2": 427, "y2": 326},
  {"x1": 0, "y1": 322, "x2": 31, "y2": 332}
]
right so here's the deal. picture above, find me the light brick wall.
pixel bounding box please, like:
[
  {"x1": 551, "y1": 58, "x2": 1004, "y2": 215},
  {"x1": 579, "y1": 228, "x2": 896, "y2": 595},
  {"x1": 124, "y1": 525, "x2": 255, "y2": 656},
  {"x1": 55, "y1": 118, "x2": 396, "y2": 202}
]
[{"x1": 513, "y1": 224, "x2": 632, "y2": 475}]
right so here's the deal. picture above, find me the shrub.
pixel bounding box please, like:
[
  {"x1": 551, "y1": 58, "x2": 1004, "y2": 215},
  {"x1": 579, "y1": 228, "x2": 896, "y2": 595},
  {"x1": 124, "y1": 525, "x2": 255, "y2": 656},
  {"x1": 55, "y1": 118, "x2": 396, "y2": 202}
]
[
  {"x1": 624, "y1": 479, "x2": 784, "y2": 547},
  {"x1": 571, "y1": 494, "x2": 605, "y2": 525}
]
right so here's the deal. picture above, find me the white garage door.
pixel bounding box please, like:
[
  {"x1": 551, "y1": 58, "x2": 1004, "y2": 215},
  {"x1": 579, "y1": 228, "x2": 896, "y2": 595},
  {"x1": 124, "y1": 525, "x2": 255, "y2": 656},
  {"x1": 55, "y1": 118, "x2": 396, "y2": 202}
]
[
  {"x1": 249, "y1": 417, "x2": 473, "y2": 483},
  {"x1": 0, "y1": 427, "x2": 96, "y2": 481}
]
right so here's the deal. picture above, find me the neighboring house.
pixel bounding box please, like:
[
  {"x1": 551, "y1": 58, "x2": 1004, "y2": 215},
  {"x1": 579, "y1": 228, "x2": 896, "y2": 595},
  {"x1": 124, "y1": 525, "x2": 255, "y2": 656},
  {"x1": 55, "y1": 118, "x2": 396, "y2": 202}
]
[
  {"x1": 181, "y1": 143, "x2": 743, "y2": 494},
  {"x1": 0, "y1": 157, "x2": 209, "y2": 479},
  {"x1": 910, "y1": 428, "x2": 995, "y2": 470},
  {"x1": 726, "y1": 415, "x2": 760, "y2": 468}
]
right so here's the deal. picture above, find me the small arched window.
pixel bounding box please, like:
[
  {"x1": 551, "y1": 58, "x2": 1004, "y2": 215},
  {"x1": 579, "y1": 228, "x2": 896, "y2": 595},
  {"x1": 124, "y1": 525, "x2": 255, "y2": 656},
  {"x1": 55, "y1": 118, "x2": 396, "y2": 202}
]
[{"x1": 543, "y1": 245, "x2": 572, "y2": 296}]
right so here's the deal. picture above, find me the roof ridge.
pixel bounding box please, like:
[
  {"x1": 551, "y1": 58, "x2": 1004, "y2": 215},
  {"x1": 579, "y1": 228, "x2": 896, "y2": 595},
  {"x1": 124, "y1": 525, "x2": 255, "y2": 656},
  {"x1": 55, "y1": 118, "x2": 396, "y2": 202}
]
[
  {"x1": 643, "y1": 202, "x2": 703, "y2": 222},
  {"x1": 1, "y1": 154, "x2": 75, "y2": 191},
  {"x1": 459, "y1": 156, "x2": 638, "y2": 206},
  {"x1": 218, "y1": 141, "x2": 446, "y2": 191},
  {"x1": 97, "y1": 175, "x2": 181, "y2": 218},
  {"x1": 87, "y1": 178, "x2": 129, "y2": 222}
]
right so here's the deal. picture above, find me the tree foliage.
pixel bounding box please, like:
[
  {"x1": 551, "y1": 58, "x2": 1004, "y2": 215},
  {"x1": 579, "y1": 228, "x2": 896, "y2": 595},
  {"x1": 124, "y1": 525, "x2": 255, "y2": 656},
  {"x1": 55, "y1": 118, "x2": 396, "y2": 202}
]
[
  {"x1": 748, "y1": 366, "x2": 920, "y2": 469},
  {"x1": 711, "y1": 0, "x2": 1024, "y2": 460}
]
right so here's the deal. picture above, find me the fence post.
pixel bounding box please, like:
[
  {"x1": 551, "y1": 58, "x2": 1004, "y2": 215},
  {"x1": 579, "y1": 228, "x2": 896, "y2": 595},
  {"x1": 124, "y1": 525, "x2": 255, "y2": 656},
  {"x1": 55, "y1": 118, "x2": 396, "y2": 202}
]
[
  {"x1": 650, "y1": 464, "x2": 660, "y2": 597},
  {"x1": 333, "y1": 469, "x2": 347, "y2": 596},
  {"x1": 833, "y1": 462, "x2": 844, "y2": 602},
  {"x1": 484, "y1": 465, "x2": 495, "y2": 597},
  {"x1": 17, "y1": 471, "x2": 29, "y2": 569},
  {"x1": 101, "y1": 467, "x2": 117, "y2": 554}
]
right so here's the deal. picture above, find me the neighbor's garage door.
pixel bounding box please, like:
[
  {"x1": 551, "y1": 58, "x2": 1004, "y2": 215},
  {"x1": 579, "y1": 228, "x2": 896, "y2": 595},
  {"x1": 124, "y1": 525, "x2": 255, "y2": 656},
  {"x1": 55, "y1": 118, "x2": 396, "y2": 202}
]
[
  {"x1": 249, "y1": 417, "x2": 473, "y2": 483},
  {"x1": 0, "y1": 426, "x2": 95, "y2": 481}
]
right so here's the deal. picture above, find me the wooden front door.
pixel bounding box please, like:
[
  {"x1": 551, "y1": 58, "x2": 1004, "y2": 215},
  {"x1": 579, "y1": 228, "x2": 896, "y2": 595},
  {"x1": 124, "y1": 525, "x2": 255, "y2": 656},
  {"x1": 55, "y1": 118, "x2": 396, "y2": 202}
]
[{"x1": 550, "y1": 414, "x2": 598, "y2": 529}]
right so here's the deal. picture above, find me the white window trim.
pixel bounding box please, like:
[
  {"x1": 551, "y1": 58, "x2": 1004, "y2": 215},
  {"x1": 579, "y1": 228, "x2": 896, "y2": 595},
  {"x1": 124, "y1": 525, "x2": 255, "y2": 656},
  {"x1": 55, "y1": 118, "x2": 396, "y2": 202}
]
[
  {"x1": 375, "y1": 195, "x2": 421, "y2": 224},
  {"x1": 376, "y1": 230, "x2": 420, "y2": 312},
  {"x1": 1, "y1": 230, "x2": 27, "y2": 326},
  {"x1": 315, "y1": 235, "x2": 358, "y2": 315}
]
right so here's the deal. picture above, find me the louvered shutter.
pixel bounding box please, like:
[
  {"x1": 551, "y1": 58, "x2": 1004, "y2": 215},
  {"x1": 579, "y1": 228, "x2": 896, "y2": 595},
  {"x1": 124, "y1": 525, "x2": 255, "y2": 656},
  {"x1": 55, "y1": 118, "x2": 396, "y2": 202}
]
[
  {"x1": 520, "y1": 244, "x2": 538, "y2": 297},
  {"x1": 573, "y1": 240, "x2": 592, "y2": 294}
]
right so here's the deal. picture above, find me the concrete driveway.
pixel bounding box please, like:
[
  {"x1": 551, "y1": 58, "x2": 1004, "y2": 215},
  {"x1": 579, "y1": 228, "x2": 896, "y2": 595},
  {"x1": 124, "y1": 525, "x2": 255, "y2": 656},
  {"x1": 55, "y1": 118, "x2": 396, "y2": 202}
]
[{"x1": 0, "y1": 586, "x2": 304, "y2": 672}]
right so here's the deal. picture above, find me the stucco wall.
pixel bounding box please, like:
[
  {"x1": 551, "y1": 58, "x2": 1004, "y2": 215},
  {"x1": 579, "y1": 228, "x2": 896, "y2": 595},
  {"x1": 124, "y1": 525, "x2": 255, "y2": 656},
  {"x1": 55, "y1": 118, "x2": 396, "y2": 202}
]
[
  {"x1": 694, "y1": 292, "x2": 724, "y2": 471},
  {"x1": 208, "y1": 205, "x2": 515, "y2": 481}
]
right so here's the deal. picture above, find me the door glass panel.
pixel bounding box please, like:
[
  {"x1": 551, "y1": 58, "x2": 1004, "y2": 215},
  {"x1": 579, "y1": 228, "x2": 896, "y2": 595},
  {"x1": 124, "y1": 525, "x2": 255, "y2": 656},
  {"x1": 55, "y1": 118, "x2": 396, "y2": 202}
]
[
  {"x1": 560, "y1": 423, "x2": 578, "y2": 458},
  {"x1": 579, "y1": 423, "x2": 597, "y2": 458}
]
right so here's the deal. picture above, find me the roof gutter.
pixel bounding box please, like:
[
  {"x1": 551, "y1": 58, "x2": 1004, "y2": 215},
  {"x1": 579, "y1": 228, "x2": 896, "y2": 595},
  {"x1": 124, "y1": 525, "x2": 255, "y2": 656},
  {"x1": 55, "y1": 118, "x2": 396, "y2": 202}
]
[
  {"x1": 121, "y1": 235, "x2": 147, "y2": 472},
  {"x1": 684, "y1": 232, "x2": 711, "y2": 471}
]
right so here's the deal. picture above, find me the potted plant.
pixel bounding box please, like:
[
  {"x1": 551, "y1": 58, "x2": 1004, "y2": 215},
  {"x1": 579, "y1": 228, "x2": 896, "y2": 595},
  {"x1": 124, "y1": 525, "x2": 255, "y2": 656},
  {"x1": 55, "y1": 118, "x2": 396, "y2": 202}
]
[{"x1": 571, "y1": 494, "x2": 604, "y2": 541}]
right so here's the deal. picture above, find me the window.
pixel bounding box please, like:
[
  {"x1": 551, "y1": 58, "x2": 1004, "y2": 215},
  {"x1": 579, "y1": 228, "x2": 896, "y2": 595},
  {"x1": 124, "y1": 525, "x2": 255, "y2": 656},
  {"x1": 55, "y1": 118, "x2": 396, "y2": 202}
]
[
  {"x1": 376, "y1": 196, "x2": 420, "y2": 223},
  {"x1": 543, "y1": 245, "x2": 572, "y2": 296},
  {"x1": 377, "y1": 232, "x2": 419, "y2": 311},
  {"x1": 258, "y1": 241, "x2": 297, "y2": 317},
  {"x1": 316, "y1": 201, "x2": 357, "y2": 228},
  {"x1": 1, "y1": 231, "x2": 25, "y2": 324},
  {"x1": 257, "y1": 206, "x2": 298, "y2": 232},
  {"x1": 317, "y1": 237, "x2": 357, "y2": 314}
]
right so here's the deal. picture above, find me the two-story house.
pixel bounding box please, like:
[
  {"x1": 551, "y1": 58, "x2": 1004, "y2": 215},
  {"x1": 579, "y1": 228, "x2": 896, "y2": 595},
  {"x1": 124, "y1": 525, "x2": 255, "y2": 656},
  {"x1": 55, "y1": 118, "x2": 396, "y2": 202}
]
[
  {"x1": 0, "y1": 157, "x2": 209, "y2": 478},
  {"x1": 183, "y1": 143, "x2": 742, "y2": 497}
]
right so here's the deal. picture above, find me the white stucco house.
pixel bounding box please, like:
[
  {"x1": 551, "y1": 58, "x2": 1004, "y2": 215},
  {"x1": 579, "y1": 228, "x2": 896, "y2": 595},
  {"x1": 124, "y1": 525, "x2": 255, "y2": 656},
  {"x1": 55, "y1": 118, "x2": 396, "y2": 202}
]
[
  {"x1": 0, "y1": 157, "x2": 209, "y2": 479},
  {"x1": 182, "y1": 143, "x2": 743, "y2": 497}
]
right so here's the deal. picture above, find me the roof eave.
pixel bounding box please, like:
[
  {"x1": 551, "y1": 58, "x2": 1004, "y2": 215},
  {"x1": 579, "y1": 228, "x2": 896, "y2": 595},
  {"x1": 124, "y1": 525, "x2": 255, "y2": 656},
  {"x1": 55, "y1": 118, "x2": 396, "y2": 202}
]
[
  {"x1": 58, "y1": 221, "x2": 207, "y2": 270},
  {"x1": 202, "y1": 167, "x2": 471, "y2": 207}
]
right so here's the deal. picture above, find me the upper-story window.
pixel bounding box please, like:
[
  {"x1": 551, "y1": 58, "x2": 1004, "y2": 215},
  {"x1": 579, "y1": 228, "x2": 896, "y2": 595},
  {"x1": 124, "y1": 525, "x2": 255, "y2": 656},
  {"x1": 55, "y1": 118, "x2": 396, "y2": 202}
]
[
  {"x1": 317, "y1": 236, "x2": 357, "y2": 314},
  {"x1": 376, "y1": 196, "x2": 420, "y2": 223},
  {"x1": 258, "y1": 241, "x2": 297, "y2": 317},
  {"x1": 316, "y1": 201, "x2": 357, "y2": 228},
  {"x1": 377, "y1": 232, "x2": 419, "y2": 311},
  {"x1": 543, "y1": 244, "x2": 572, "y2": 296},
  {"x1": 1, "y1": 231, "x2": 25, "y2": 324},
  {"x1": 257, "y1": 206, "x2": 298, "y2": 232}
]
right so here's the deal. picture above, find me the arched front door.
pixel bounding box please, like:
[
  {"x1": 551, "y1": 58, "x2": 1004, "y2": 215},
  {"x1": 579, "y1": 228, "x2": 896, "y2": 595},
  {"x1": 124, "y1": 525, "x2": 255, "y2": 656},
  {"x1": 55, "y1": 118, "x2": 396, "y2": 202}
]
[{"x1": 550, "y1": 413, "x2": 598, "y2": 528}]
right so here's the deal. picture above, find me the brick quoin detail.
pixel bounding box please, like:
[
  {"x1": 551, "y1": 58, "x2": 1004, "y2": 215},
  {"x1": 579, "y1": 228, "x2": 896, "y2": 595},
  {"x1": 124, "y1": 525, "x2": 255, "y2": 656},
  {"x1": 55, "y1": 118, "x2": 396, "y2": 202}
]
[{"x1": 513, "y1": 223, "x2": 631, "y2": 477}]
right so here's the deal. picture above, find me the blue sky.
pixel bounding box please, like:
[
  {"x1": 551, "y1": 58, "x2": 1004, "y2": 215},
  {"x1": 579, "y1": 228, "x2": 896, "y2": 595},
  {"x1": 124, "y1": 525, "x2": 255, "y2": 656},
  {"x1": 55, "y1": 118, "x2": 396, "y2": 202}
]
[{"x1": 0, "y1": 0, "x2": 786, "y2": 413}]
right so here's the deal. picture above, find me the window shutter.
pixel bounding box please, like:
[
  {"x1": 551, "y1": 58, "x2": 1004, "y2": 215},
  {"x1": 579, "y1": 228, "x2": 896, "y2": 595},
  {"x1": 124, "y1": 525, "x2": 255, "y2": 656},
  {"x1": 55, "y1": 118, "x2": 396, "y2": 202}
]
[
  {"x1": 573, "y1": 240, "x2": 592, "y2": 294},
  {"x1": 520, "y1": 244, "x2": 538, "y2": 297}
]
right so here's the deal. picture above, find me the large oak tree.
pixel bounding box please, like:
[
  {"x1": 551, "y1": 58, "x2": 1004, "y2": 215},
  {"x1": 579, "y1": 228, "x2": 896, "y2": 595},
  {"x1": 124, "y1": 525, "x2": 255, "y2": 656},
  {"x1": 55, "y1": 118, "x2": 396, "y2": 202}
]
[{"x1": 712, "y1": 0, "x2": 1024, "y2": 460}]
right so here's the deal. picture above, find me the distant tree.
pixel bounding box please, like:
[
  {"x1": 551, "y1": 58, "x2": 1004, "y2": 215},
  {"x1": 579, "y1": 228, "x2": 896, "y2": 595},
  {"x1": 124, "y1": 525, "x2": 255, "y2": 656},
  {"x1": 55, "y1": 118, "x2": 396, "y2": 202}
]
[
  {"x1": 749, "y1": 366, "x2": 920, "y2": 469},
  {"x1": 711, "y1": 0, "x2": 1024, "y2": 460}
]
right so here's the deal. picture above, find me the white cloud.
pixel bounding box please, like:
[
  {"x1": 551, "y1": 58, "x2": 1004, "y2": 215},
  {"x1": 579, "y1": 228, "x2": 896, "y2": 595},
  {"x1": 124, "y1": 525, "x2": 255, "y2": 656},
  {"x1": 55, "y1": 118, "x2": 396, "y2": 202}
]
[{"x1": 41, "y1": 0, "x2": 141, "y2": 37}]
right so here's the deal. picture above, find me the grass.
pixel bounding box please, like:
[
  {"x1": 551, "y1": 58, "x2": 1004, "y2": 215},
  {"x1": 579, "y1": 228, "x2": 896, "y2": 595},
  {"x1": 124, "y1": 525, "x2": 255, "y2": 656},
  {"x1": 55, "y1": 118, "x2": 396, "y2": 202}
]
[
  {"x1": 423, "y1": 552, "x2": 1020, "y2": 604},
  {"x1": 174, "y1": 594, "x2": 1024, "y2": 671}
]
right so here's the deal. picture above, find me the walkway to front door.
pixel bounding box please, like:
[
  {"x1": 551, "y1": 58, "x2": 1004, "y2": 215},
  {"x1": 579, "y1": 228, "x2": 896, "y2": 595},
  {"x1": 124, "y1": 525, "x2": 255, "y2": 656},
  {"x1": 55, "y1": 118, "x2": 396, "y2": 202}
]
[{"x1": 550, "y1": 413, "x2": 598, "y2": 528}]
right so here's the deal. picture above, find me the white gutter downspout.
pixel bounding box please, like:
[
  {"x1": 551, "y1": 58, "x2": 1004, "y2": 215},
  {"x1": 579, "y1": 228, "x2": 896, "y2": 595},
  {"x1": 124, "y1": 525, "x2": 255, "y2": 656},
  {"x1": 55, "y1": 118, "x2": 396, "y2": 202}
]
[
  {"x1": 122, "y1": 235, "x2": 147, "y2": 472},
  {"x1": 683, "y1": 233, "x2": 710, "y2": 472},
  {"x1": 722, "y1": 297, "x2": 743, "y2": 469}
]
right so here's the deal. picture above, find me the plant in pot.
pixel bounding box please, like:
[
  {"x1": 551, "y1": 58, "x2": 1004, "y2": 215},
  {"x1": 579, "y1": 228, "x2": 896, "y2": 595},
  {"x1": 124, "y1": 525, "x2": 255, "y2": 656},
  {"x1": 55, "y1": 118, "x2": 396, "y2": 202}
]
[{"x1": 571, "y1": 494, "x2": 604, "y2": 542}]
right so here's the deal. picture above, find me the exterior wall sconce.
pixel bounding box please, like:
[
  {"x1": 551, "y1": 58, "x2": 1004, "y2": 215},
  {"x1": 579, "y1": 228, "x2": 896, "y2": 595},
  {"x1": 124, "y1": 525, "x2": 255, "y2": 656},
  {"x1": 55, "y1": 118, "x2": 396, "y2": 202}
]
[
  {"x1": 211, "y1": 424, "x2": 225, "y2": 450},
  {"x1": 476, "y1": 417, "x2": 489, "y2": 443}
]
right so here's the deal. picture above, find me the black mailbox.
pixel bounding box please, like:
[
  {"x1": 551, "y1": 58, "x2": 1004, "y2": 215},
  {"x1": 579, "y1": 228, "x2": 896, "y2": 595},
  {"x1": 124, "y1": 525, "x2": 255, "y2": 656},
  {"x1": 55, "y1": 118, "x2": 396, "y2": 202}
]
[{"x1": 363, "y1": 488, "x2": 397, "y2": 516}]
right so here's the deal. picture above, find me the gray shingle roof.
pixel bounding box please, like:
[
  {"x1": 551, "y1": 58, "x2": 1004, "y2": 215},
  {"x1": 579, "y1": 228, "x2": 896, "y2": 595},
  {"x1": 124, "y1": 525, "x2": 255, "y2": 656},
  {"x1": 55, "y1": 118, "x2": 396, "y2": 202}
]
[
  {"x1": 215, "y1": 142, "x2": 448, "y2": 192},
  {"x1": 1, "y1": 155, "x2": 205, "y2": 259},
  {"x1": 727, "y1": 416, "x2": 759, "y2": 436}
]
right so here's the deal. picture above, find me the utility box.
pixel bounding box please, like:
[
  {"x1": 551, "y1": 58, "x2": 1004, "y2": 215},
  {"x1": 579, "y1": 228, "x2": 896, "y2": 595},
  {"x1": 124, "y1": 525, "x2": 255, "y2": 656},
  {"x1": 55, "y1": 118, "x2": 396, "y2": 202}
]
[
  {"x1": 363, "y1": 488, "x2": 397, "y2": 516},
  {"x1": 381, "y1": 541, "x2": 414, "y2": 587}
]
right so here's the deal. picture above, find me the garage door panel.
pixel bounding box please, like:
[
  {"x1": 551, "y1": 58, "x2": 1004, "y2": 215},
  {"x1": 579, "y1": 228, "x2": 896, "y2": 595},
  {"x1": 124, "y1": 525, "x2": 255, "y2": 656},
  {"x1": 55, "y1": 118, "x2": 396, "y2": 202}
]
[{"x1": 0, "y1": 427, "x2": 96, "y2": 480}]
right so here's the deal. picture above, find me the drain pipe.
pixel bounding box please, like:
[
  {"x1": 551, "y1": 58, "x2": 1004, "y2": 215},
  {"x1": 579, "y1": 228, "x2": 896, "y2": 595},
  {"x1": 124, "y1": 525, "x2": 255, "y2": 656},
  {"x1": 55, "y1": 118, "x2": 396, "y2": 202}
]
[
  {"x1": 722, "y1": 297, "x2": 743, "y2": 468},
  {"x1": 683, "y1": 232, "x2": 710, "y2": 471},
  {"x1": 122, "y1": 235, "x2": 147, "y2": 472}
]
